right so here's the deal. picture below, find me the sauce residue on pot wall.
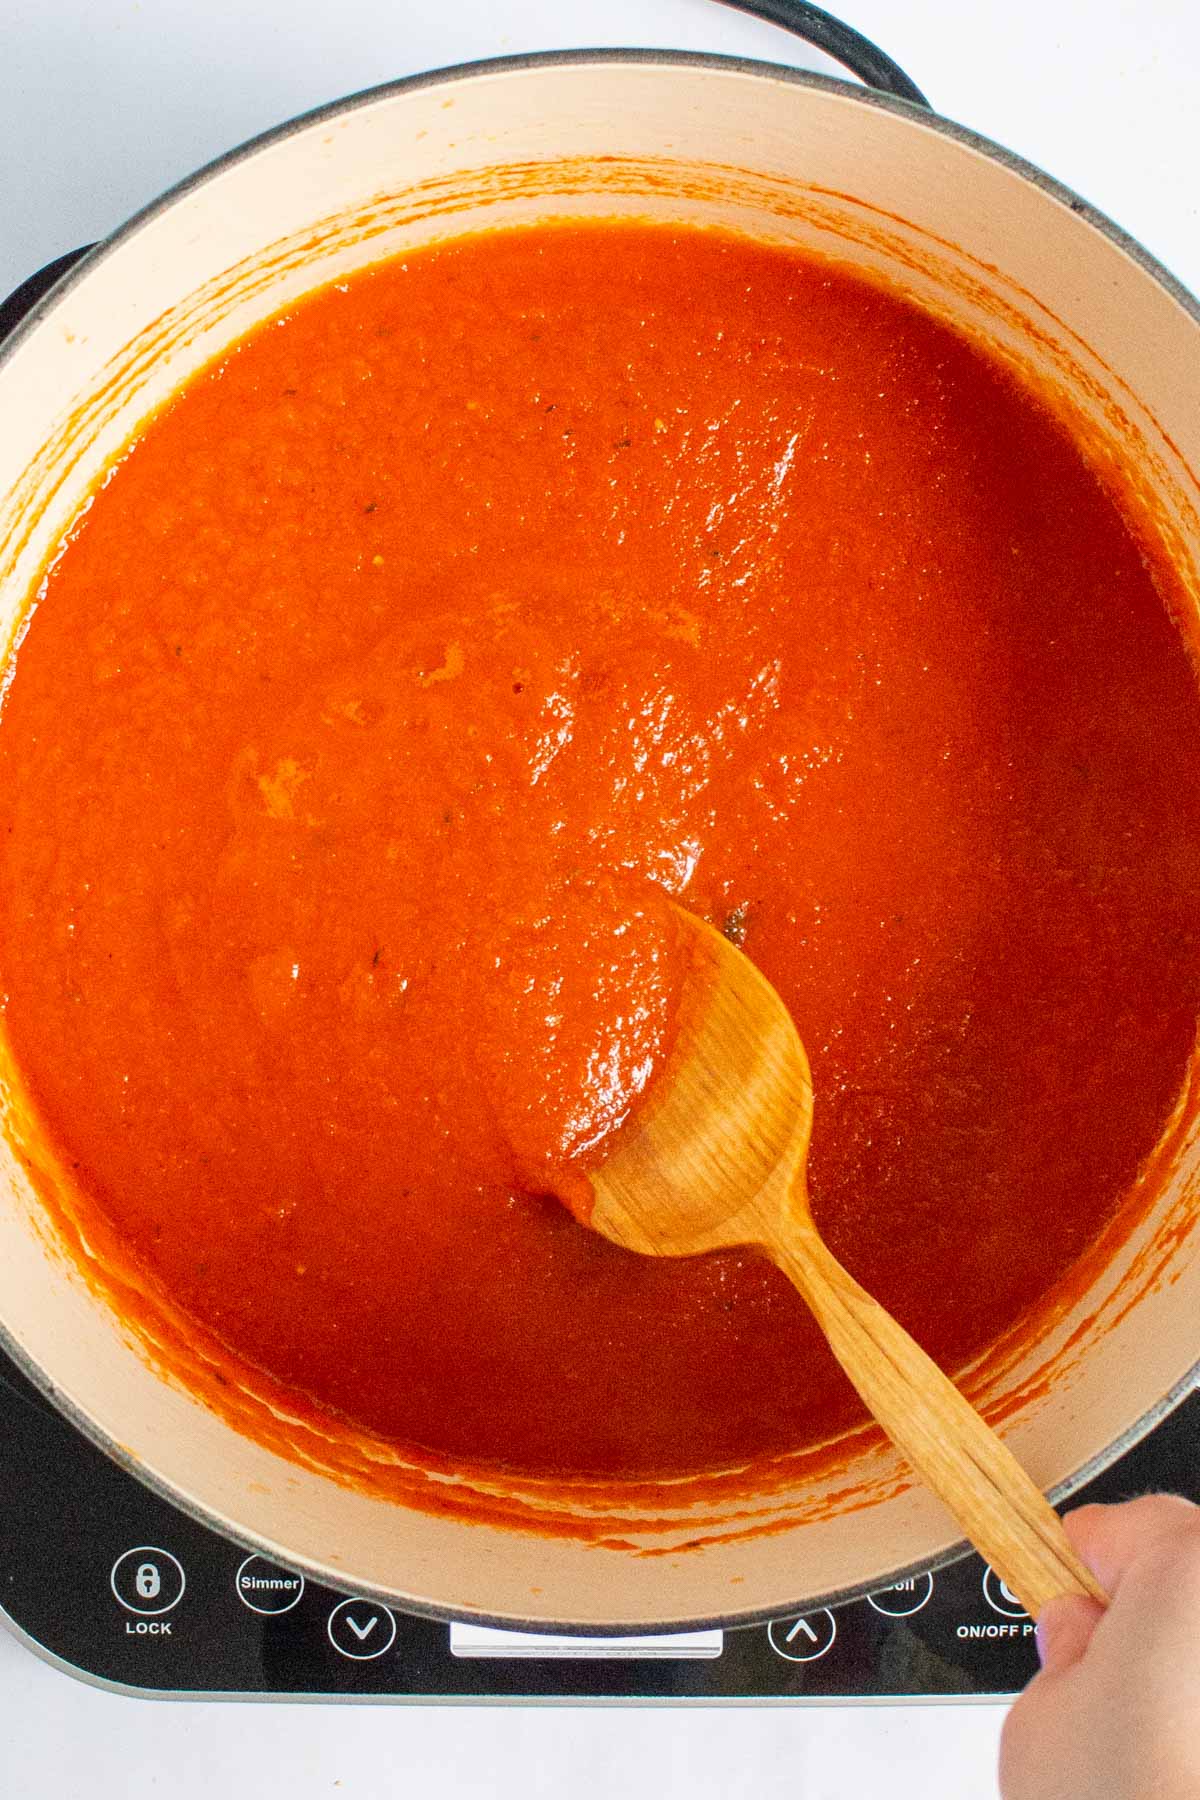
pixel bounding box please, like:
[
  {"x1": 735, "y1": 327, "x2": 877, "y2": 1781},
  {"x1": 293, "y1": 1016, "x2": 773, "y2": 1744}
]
[{"x1": 3, "y1": 215, "x2": 1200, "y2": 1535}]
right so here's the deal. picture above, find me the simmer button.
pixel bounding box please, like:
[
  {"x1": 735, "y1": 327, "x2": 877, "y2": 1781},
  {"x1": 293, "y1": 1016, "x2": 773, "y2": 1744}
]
[{"x1": 235, "y1": 1554, "x2": 305, "y2": 1616}]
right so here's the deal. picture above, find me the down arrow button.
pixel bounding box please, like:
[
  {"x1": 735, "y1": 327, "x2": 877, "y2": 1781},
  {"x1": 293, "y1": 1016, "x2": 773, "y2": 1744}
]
[{"x1": 327, "y1": 1597, "x2": 398, "y2": 1660}]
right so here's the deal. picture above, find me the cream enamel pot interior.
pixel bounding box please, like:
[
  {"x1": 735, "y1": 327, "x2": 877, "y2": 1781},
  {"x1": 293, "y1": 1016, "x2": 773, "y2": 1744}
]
[{"x1": 1, "y1": 51, "x2": 1199, "y2": 1632}]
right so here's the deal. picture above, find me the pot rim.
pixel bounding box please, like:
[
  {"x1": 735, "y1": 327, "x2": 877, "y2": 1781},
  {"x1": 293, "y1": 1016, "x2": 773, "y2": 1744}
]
[
  {"x1": 1, "y1": 45, "x2": 1198, "y2": 1635},
  {"x1": 3, "y1": 45, "x2": 1199, "y2": 373}
]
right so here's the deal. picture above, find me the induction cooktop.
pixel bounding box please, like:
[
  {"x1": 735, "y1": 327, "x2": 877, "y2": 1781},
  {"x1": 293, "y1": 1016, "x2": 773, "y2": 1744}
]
[{"x1": 2, "y1": 248, "x2": 1197, "y2": 1705}]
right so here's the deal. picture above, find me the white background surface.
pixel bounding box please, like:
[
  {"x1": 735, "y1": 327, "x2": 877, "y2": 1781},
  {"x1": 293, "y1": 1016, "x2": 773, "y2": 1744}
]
[{"x1": 1, "y1": 1, "x2": 1197, "y2": 1795}]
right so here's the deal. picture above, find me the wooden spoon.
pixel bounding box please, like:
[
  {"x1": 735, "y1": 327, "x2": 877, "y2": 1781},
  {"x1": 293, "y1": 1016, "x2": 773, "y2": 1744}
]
[{"x1": 580, "y1": 905, "x2": 1107, "y2": 1619}]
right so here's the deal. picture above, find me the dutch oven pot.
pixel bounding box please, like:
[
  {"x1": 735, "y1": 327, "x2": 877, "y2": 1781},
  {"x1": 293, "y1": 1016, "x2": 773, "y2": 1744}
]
[{"x1": 0, "y1": 7, "x2": 1197, "y2": 1630}]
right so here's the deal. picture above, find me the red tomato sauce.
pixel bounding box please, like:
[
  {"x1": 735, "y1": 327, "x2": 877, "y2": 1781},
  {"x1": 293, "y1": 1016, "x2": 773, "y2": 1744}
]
[{"x1": 3, "y1": 223, "x2": 1200, "y2": 1481}]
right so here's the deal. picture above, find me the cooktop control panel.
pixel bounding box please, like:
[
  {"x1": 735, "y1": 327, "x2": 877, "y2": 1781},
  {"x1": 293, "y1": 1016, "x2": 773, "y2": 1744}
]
[{"x1": 2, "y1": 1348, "x2": 1195, "y2": 1702}]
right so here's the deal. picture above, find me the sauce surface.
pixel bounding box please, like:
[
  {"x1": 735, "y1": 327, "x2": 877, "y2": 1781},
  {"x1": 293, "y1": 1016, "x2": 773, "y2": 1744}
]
[{"x1": 3, "y1": 223, "x2": 1200, "y2": 1481}]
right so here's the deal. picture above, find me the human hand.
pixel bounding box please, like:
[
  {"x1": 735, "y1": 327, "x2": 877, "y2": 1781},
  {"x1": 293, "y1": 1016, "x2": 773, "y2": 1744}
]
[{"x1": 999, "y1": 1493, "x2": 1200, "y2": 1800}]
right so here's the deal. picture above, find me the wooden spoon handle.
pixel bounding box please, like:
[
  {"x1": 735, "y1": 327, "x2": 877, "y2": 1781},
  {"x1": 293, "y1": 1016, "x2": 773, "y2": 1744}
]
[{"x1": 772, "y1": 1223, "x2": 1107, "y2": 1620}]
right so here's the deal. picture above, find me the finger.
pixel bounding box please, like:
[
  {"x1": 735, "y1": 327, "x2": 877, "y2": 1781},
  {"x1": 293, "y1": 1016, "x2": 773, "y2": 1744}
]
[
  {"x1": 999, "y1": 1671, "x2": 1070, "y2": 1800},
  {"x1": 1035, "y1": 1592, "x2": 1104, "y2": 1674},
  {"x1": 1061, "y1": 1494, "x2": 1198, "y2": 1595}
]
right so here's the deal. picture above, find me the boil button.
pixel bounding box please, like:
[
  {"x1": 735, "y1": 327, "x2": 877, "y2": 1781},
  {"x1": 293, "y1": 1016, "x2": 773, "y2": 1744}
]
[
  {"x1": 868, "y1": 1571, "x2": 935, "y2": 1618},
  {"x1": 110, "y1": 1547, "x2": 186, "y2": 1616}
]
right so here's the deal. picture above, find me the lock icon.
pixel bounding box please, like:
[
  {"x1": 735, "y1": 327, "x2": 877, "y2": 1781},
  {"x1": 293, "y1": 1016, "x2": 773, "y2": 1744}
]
[
  {"x1": 112, "y1": 1545, "x2": 185, "y2": 1614},
  {"x1": 136, "y1": 1562, "x2": 162, "y2": 1600}
]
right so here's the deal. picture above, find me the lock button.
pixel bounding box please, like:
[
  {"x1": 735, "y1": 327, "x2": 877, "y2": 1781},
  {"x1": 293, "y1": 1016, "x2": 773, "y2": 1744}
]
[{"x1": 111, "y1": 1546, "x2": 186, "y2": 1616}]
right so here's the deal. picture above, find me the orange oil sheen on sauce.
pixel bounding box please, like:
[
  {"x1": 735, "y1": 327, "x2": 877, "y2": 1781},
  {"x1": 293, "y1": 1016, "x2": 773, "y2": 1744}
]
[{"x1": 3, "y1": 222, "x2": 1200, "y2": 1484}]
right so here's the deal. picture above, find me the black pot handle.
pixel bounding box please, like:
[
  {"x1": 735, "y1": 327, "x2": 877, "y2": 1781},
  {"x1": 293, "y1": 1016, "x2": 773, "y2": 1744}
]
[
  {"x1": 0, "y1": 245, "x2": 93, "y2": 347},
  {"x1": 716, "y1": 0, "x2": 930, "y2": 107}
]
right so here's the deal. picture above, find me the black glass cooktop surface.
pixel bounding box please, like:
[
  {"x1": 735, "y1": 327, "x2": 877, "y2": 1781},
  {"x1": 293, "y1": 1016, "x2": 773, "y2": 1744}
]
[{"x1": 1, "y1": 1345, "x2": 1196, "y2": 1701}]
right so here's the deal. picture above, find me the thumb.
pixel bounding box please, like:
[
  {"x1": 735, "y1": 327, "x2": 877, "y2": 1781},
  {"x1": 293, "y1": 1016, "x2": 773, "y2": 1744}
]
[{"x1": 1035, "y1": 1593, "x2": 1104, "y2": 1675}]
